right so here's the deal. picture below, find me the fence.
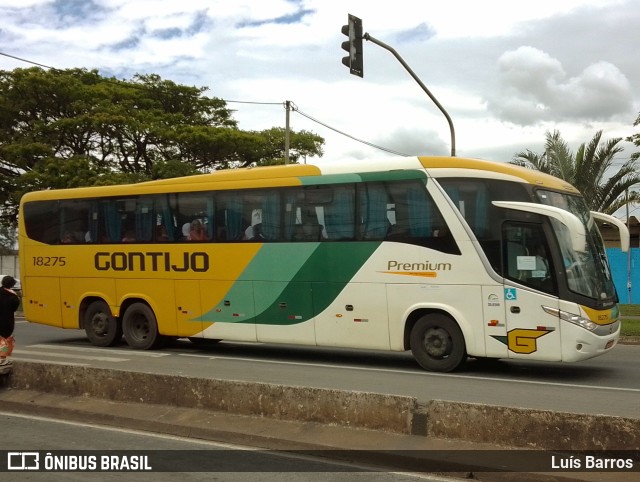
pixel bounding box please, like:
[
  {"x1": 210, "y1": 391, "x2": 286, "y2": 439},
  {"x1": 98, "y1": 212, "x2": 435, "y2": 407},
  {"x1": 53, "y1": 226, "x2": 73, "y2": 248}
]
[{"x1": 606, "y1": 248, "x2": 640, "y2": 305}]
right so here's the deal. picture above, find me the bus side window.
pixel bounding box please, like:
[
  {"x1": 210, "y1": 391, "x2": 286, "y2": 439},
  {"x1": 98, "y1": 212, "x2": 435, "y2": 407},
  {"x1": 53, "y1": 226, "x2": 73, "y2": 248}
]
[
  {"x1": 358, "y1": 183, "x2": 390, "y2": 240},
  {"x1": 260, "y1": 190, "x2": 281, "y2": 241},
  {"x1": 324, "y1": 185, "x2": 355, "y2": 240},
  {"x1": 218, "y1": 193, "x2": 244, "y2": 241},
  {"x1": 23, "y1": 201, "x2": 60, "y2": 244},
  {"x1": 285, "y1": 187, "x2": 327, "y2": 242},
  {"x1": 60, "y1": 199, "x2": 93, "y2": 244},
  {"x1": 175, "y1": 192, "x2": 214, "y2": 242}
]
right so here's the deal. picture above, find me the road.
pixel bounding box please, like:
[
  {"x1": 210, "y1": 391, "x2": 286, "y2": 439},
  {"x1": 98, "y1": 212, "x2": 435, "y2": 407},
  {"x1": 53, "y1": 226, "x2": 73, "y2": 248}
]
[
  {"x1": 0, "y1": 412, "x2": 448, "y2": 481},
  {"x1": 10, "y1": 317, "x2": 640, "y2": 419}
]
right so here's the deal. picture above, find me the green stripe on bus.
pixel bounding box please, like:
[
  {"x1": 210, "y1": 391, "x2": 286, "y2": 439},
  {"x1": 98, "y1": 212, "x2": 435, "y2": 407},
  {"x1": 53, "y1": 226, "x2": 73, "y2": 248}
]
[
  {"x1": 298, "y1": 173, "x2": 362, "y2": 185},
  {"x1": 252, "y1": 242, "x2": 381, "y2": 325},
  {"x1": 298, "y1": 170, "x2": 427, "y2": 186},
  {"x1": 199, "y1": 242, "x2": 380, "y2": 325}
]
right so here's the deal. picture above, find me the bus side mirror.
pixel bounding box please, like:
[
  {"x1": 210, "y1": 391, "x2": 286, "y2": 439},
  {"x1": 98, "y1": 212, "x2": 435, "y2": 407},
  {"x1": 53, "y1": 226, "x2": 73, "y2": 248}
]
[
  {"x1": 492, "y1": 201, "x2": 587, "y2": 253},
  {"x1": 590, "y1": 211, "x2": 630, "y2": 253}
]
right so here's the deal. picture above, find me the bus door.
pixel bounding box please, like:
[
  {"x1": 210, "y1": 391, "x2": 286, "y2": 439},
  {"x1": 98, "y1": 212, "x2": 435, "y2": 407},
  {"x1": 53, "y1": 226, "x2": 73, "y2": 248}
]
[{"x1": 501, "y1": 221, "x2": 561, "y2": 361}]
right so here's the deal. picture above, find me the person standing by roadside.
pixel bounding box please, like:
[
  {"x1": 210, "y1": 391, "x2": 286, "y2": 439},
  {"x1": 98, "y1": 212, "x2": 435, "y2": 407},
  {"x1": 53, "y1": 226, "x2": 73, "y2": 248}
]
[{"x1": 0, "y1": 276, "x2": 20, "y2": 366}]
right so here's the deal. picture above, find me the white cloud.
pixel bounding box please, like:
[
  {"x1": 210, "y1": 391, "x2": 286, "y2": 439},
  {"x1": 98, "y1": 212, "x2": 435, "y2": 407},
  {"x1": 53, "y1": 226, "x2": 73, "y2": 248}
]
[
  {"x1": 0, "y1": 0, "x2": 637, "y2": 165},
  {"x1": 488, "y1": 46, "x2": 634, "y2": 125}
]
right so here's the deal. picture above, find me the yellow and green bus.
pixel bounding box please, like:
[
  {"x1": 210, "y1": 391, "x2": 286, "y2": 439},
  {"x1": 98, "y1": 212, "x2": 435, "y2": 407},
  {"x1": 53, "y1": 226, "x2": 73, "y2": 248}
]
[{"x1": 18, "y1": 156, "x2": 628, "y2": 372}]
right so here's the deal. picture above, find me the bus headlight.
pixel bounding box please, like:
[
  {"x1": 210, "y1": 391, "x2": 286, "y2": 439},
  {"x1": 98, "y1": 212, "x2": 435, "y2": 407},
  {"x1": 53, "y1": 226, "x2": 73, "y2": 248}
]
[{"x1": 542, "y1": 306, "x2": 598, "y2": 332}]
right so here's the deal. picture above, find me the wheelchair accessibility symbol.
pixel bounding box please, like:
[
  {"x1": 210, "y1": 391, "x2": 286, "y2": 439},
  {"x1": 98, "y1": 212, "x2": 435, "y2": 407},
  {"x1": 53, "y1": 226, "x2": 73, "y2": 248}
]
[{"x1": 504, "y1": 288, "x2": 517, "y2": 301}]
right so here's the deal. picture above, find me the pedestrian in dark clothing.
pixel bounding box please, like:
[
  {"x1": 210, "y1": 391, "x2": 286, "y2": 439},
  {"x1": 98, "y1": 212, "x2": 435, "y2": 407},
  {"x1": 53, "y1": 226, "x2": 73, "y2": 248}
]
[{"x1": 0, "y1": 276, "x2": 20, "y2": 365}]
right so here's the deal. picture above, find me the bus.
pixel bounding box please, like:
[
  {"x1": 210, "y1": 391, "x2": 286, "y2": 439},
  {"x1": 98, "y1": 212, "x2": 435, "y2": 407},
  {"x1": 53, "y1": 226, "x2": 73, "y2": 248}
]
[{"x1": 18, "y1": 156, "x2": 629, "y2": 372}]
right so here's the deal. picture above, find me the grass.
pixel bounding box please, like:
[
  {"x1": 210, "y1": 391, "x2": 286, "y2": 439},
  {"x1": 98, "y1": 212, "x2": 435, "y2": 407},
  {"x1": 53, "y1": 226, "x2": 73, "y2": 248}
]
[
  {"x1": 622, "y1": 320, "x2": 640, "y2": 336},
  {"x1": 620, "y1": 304, "x2": 640, "y2": 317},
  {"x1": 620, "y1": 305, "x2": 640, "y2": 337}
]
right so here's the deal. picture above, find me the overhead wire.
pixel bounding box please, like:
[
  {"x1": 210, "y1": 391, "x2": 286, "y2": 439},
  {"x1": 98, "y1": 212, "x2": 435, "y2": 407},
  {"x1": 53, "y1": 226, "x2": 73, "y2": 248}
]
[{"x1": 293, "y1": 107, "x2": 411, "y2": 157}]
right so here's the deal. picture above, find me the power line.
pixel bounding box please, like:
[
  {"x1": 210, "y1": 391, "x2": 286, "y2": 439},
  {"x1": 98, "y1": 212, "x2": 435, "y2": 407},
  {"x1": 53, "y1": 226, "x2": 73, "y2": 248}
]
[
  {"x1": 224, "y1": 99, "x2": 282, "y2": 106},
  {"x1": 293, "y1": 107, "x2": 411, "y2": 157},
  {"x1": 0, "y1": 50, "x2": 411, "y2": 157},
  {"x1": 0, "y1": 51, "x2": 53, "y2": 70}
]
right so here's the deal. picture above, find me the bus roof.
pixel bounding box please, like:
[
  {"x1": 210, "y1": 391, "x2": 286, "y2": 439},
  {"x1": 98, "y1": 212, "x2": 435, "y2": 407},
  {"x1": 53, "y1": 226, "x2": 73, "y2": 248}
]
[
  {"x1": 417, "y1": 156, "x2": 579, "y2": 194},
  {"x1": 20, "y1": 156, "x2": 579, "y2": 202}
]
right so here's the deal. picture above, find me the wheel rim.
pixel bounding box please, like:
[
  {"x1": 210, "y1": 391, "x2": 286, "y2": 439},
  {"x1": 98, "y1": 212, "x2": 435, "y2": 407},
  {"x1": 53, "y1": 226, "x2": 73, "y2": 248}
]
[
  {"x1": 423, "y1": 327, "x2": 452, "y2": 358},
  {"x1": 129, "y1": 313, "x2": 150, "y2": 342},
  {"x1": 91, "y1": 312, "x2": 109, "y2": 337}
]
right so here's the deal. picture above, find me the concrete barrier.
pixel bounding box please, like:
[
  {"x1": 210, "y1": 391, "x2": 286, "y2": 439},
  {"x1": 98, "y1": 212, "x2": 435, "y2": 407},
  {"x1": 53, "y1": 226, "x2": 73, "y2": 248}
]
[
  {"x1": 2, "y1": 361, "x2": 639, "y2": 450},
  {"x1": 3, "y1": 361, "x2": 416, "y2": 434},
  {"x1": 422, "y1": 400, "x2": 640, "y2": 450}
]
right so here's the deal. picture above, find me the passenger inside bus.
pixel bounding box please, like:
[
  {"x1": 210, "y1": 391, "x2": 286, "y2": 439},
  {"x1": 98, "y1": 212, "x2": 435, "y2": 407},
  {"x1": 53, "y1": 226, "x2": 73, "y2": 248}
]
[
  {"x1": 60, "y1": 231, "x2": 74, "y2": 244},
  {"x1": 244, "y1": 223, "x2": 265, "y2": 241},
  {"x1": 121, "y1": 231, "x2": 136, "y2": 243},
  {"x1": 188, "y1": 219, "x2": 208, "y2": 241},
  {"x1": 155, "y1": 225, "x2": 170, "y2": 242}
]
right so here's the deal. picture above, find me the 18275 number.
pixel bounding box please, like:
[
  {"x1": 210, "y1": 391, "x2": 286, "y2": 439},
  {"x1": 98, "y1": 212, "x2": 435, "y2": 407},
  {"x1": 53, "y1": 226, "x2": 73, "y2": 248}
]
[{"x1": 32, "y1": 256, "x2": 67, "y2": 267}]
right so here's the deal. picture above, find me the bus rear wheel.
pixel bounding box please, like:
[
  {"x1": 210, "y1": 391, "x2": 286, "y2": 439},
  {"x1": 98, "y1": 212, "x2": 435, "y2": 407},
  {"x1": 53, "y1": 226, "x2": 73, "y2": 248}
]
[
  {"x1": 122, "y1": 302, "x2": 163, "y2": 350},
  {"x1": 84, "y1": 301, "x2": 122, "y2": 347},
  {"x1": 410, "y1": 314, "x2": 466, "y2": 372}
]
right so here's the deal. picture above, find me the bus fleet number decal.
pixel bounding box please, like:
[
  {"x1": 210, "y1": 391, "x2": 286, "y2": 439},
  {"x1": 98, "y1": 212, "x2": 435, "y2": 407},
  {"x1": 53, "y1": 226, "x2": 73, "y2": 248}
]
[{"x1": 32, "y1": 256, "x2": 67, "y2": 267}]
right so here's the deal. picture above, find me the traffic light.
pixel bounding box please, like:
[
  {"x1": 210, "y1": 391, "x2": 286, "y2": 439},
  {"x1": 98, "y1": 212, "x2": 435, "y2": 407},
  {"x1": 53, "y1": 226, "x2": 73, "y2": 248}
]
[{"x1": 341, "y1": 14, "x2": 363, "y2": 77}]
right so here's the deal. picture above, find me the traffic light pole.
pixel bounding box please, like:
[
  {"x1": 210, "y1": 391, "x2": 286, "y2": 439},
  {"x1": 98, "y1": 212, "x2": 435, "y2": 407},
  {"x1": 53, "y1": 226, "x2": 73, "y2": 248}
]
[{"x1": 364, "y1": 33, "x2": 456, "y2": 157}]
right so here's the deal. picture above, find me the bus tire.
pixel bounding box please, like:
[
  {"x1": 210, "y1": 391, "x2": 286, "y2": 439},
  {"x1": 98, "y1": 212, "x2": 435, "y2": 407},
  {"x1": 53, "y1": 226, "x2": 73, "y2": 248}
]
[
  {"x1": 84, "y1": 301, "x2": 122, "y2": 347},
  {"x1": 122, "y1": 302, "x2": 162, "y2": 350},
  {"x1": 410, "y1": 314, "x2": 466, "y2": 372}
]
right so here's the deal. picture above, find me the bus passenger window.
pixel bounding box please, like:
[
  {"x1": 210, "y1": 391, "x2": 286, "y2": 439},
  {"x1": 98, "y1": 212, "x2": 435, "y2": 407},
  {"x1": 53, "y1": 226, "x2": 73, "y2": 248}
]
[
  {"x1": 60, "y1": 199, "x2": 94, "y2": 244},
  {"x1": 358, "y1": 183, "x2": 390, "y2": 240},
  {"x1": 176, "y1": 192, "x2": 214, "y2": 242},
  {"x1": 23, "y1": 201, "x2": 60, "y2": 244},
  {"x1": 324, "y1": 185, "x2": 355, "y2": 240}
]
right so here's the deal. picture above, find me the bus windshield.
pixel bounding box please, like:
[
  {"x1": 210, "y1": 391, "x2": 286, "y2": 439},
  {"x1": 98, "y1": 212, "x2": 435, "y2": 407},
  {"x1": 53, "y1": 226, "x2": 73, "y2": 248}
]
[{"x1": 536, "y1": 190, "x2": 616, "y2": 302}]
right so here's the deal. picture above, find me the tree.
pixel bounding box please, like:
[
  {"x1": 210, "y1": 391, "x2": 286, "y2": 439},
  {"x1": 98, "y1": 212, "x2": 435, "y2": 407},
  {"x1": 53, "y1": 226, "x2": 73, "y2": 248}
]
[
  {"x1": 628, "y1": 112, "x2": 640, "y2": 162},
  {"x1": 0, "y1": 68, "x2": 325, "y2": 227},
  {"x1": 512, "y1": 130, "x2": 640, "y2": 214}
]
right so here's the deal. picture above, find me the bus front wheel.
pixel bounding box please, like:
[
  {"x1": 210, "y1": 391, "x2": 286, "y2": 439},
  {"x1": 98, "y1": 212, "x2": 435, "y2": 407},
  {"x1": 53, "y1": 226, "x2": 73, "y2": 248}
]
[
  {"x1": 410, "y1": 314, "x2": 466, "y2": 372},
  {"x1": 84, "y1": 301, "x2": 122, "y2": 347},
  {"x1": 122, "y1": 302, "x2": 163, "y2": 350}
]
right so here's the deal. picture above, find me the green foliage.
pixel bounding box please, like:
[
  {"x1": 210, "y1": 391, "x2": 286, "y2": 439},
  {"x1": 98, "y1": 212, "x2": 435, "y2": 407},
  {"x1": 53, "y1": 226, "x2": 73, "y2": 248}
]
[
  {"x1": 0, "y1": 67, "x2": 325, "y2": 228},
  {"x1": 628, "y1": 112, "x2": 640, "y2": 162},
  {"x1": 512, "y1": 129, "x2": 640, "y2": 214}
]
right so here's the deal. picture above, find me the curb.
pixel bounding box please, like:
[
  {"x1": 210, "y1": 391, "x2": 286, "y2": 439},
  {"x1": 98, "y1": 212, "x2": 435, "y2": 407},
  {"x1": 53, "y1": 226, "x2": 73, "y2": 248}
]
[{"x1": 1, "y1": 361, "x2": 638, "y2": 451}]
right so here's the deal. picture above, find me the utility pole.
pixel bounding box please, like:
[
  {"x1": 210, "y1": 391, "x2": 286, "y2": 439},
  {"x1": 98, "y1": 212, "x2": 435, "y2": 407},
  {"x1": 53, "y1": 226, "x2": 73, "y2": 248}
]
[
  {"x1": 627, "y1": 188, "x2": 632, "y2": 303},
  {"x1": 284, "y1": 100, "x2": 291, "y2": 164}
]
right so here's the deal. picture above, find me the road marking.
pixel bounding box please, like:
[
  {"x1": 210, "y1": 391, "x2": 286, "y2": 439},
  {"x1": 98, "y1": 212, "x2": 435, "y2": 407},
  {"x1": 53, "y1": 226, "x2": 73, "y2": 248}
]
[
  {"x1": 190, "y1": 354, "x2": 640, "y2": 394},
  {"x1": 13, "y1": 349, "x2": 129, "y2": 362},
  {"x1": 27, "y1": 344, "x2": 170, "y2": 358}
]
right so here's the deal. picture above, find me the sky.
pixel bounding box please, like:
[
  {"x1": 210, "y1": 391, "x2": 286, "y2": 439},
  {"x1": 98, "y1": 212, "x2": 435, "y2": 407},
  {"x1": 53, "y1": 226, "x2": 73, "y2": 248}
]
[{"x1": 0, "y1": 0, "x2": 639, "y2": 169}]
